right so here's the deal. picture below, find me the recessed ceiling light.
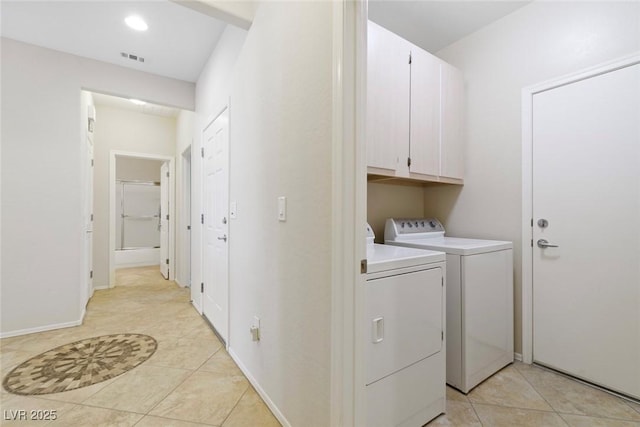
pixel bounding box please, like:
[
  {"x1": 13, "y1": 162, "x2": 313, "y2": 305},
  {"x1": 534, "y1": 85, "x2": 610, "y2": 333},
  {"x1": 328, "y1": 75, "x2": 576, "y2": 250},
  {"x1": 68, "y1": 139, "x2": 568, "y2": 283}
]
[
  {"x1": 125, "y1": 15, "x2": 148, "y2": 31},
  {"x1": 129, "y1": 99, "x2": 146, "y2": 106}
]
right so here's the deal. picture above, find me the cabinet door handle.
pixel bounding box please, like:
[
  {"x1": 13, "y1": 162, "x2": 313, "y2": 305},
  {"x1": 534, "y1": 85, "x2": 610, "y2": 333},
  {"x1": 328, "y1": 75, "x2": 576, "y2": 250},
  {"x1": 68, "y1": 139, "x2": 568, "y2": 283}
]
[{"x1": 372, "y1": 317, "x2": 384, "y2": 343}]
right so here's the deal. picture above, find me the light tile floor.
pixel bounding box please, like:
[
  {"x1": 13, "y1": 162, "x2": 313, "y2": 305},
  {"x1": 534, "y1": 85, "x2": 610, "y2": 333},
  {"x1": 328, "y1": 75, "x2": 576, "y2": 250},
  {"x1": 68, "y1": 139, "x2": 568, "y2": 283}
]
[
  {"x1": 0, "y1": 266, "x2": 281, "y2": 427},
  {"x1": 429, "y1": 364, "x2": 640, "y2": 426},
  {"x1": 2, "y1": 267, "x2": 640, "y2": 426}
]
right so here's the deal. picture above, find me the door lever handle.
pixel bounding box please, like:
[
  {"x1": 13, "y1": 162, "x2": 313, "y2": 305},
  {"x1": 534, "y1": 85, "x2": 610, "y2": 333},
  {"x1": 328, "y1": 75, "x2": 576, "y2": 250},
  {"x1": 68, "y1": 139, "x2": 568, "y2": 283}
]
[
  {"x1": 217, "y1": 235, "x2": 227, "y2": 242},
  {"x1": 537, "y1": 239, "x2": 558, "y2": 248}
]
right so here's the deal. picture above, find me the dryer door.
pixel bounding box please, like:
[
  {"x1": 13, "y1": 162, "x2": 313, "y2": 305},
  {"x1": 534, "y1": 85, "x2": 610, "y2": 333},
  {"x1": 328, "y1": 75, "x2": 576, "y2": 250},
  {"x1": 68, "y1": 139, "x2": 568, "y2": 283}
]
[{"x1": 365, "y1": 266, "x2": 443, "y2": 385}]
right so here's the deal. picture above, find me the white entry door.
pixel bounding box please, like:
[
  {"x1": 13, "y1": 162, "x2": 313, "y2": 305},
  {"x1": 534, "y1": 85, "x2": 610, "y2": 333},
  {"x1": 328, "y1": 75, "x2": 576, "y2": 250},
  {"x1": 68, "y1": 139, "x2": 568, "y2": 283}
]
[
  {"x1": 202, "y1": 108, "x2": 230, "y2": 343},
  {"x1": 532, "y1": 63, "x2": 640, "y2": 399},
  {"x1": 160, "y1": 162, "x2": 170, "y2": 279}
]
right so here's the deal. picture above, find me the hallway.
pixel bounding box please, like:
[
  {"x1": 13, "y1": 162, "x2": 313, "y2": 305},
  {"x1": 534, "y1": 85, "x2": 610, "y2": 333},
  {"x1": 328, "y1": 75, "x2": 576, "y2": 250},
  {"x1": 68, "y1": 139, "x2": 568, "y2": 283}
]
[{"x1": 1, "y1": 267, "x2": 280, "y2": 426}]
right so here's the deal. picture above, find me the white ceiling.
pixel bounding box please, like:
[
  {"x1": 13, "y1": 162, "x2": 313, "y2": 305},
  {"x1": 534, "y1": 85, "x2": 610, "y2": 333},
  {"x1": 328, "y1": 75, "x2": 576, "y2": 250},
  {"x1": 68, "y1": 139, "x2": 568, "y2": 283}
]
[
  {"x1": 368, "y1": 0, "x2": 531, "y2": 53},
  {"x1": 0, "y1": 1, "x2": 227, "y2": 82},
  {"x1": 1, "y1": 1, "x2": 531, "y2": 82},
  {"x1": 92, "y1": 92, "x2": 180, "y2": 118}
]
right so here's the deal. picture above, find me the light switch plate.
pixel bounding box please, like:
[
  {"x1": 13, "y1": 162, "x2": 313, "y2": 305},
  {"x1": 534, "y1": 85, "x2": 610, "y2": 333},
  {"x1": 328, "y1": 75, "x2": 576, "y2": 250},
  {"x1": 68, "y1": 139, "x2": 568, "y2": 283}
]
[{"x1": 278, "y1": 196, "x2": 286, "y2": 221}]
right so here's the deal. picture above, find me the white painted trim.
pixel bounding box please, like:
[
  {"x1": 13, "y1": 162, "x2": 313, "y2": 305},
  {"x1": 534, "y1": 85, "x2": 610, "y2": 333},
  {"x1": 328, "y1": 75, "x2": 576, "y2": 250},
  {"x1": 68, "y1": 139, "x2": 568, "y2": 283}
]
[
  {"x1": 191, "y1": 127, "x2": 203, "y2": 314},
  {"x1": 514, "y1": 352, "x2": 523, "y2": 362},
  {"x1": 228, "y1": 348, "x2": 292, "y2": 427},
  {"x1": 179, "y1": 144, "x2": 192, "y2": 289},
  {"x1": 109, "y1": 150, "x2": 176, "y2": 287},
  {"x1": 521, "y1": 52, "x2": 640, "y2": 365},
  {"x1": 0, "y1": 319, "x2": 83, "y2": 339},
  {"x1": 93, "y1": 284, "x2": 110, "y2": 291},
  {"x1": 330, "y1": 1, "x2": 368, "y2": 426},
  {"x1": 521, "y1": 88, "x2": 533, "y2": 365},
  {"x1": 225, "y1": 100, "x2": 231, "y2": 348}
]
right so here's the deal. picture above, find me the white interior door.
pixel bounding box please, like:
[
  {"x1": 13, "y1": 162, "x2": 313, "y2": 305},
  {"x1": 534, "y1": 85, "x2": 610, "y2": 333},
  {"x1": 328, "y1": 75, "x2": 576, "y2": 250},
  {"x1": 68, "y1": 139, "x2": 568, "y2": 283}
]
[
  {"x1": 532, "y1": 63, "x2": 640, "y2": 399},
  {"x1": 84, "y1": 135, "x2": 94, "y2": 303},
  {"x1": 183, "y1": 150, "x2": 191, "y2": 287},
  {"x1": 202, "y1": 108, "x2": 229, "y2": 343},
  {"x1": 160, "y1": 162, "x2": 169, "y2": 279}
]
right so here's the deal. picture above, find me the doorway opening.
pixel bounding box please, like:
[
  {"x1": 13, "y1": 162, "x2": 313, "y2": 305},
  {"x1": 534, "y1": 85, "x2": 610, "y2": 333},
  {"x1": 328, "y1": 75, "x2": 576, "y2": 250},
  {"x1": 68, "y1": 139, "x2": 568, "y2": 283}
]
[
  {"x1": 109, "y1": 152, "x2": 175, "y2": 286},
  {"x1": 522, "y1": 54, "x2": 640, "y2": 400},
  {"x1": 81, "y1": 90, "x2": 194, "y2": 294},
  {"x1": 114, "y1": 158, "x2": 165, "y2": 270}
]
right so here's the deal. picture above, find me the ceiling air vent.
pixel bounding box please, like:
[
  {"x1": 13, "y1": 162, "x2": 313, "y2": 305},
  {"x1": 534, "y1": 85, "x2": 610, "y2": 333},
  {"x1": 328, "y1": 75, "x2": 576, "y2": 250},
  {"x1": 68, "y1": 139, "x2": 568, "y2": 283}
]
[{"x1": 120, "y1": 52, "x2": 145, "y2": 63}]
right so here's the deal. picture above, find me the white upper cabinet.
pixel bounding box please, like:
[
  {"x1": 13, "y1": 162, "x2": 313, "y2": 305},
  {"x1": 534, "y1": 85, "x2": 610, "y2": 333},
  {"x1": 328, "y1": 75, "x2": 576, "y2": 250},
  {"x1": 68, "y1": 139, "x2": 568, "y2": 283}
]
[
  {"x1": 440, "y1": 62, "x2": 464, "y2": 181},
  {"x1": 366, "y1": 21, "x2": 465, "y2": 184},
  {"x1": 366, "y1": 21, "x2": 411, "y2": 173},
  {"x1": 409, "y1": 46, "x2": 441, "y2": 178}
]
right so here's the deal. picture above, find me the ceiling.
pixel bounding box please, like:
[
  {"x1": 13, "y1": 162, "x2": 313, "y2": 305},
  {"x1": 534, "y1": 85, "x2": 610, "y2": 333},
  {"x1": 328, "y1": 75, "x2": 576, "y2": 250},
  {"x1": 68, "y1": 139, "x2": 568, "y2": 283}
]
[
  {"x1": 0, "y1": 1, "x2": 227, "y2": 82},
  {"x1": 368, "y1": 1, "x2": 531, "y2": 53},
  {"x1": 92, "y1": 92, "x2": 180, "y2": 118},
  {"x1": 1, "y1": 1, "x2": 531, "y2": 82}
]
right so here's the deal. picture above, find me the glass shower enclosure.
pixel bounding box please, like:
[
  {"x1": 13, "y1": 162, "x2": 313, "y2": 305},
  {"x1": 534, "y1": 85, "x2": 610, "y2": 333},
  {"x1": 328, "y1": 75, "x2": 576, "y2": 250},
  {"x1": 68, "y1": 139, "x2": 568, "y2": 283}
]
[{"x1": 115, "y1": 180, "x2": 161, "y2": 250}]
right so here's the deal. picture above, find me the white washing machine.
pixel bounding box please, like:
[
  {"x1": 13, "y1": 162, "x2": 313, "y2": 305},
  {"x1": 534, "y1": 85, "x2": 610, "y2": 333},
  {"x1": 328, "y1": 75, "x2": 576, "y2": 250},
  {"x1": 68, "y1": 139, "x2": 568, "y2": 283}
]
[
  {"x1": 385, "y1": 218, "x2": 513, "y2": 393},
  {"x1": 365, "y1": 224, "x2": 446, "y2": 426}
]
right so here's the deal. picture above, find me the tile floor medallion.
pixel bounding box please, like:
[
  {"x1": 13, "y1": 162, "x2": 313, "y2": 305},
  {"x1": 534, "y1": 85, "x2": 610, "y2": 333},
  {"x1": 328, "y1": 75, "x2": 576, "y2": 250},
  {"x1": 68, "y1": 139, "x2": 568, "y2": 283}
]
[
  {"x1": 2, "y1": 334, "x2": 157, "y2": 396},
  {"x1": 5, "y1": 266, "x2": 639, "y2": 426},
  {"x1": 0, "y1": 267, "x2": 282, "y2": 426}
]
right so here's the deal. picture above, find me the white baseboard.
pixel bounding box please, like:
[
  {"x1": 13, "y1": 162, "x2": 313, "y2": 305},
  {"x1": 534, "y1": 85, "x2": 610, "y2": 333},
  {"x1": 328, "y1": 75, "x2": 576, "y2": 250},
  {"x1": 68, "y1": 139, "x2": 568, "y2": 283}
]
[
  {"x1": 191, "y1": 300, "x2": 202, "y2": 315},
  {"x1": 0, "y1": 319, "x2": 83, "y2": 339},
  {"x1": 228, "y1": 347, "x2": 291, "y2": 427},
  {"x1": 93, "y1": 284, "x2": 109, "y2": 291},
  {"x1": 514, "y1": 352, "x2": 523, "y2": 362}
]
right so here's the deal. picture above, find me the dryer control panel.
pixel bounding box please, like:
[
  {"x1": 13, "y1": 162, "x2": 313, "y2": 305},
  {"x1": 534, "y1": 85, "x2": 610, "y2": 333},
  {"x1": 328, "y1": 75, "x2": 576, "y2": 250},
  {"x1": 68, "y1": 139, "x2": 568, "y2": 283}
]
[{"x1": 385, "y1": 218, "x2": 445, "y2": 241}]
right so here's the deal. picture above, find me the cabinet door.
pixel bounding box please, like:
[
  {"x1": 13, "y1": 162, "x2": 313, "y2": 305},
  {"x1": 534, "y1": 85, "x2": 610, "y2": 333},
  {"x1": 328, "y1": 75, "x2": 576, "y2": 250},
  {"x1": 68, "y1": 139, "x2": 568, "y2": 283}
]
[
  {"x1": 365, "y1": 266, "x2": 443, "y2": 385},
  {"x1": 409, "y1": 47, "x2": 441, "y2": 177},
  {"x1": 440, "y1": 62, "x2": 465, "y2": 180},
  {"x1": 367, "y1": 21, "x2": 411, "y2": 174}
]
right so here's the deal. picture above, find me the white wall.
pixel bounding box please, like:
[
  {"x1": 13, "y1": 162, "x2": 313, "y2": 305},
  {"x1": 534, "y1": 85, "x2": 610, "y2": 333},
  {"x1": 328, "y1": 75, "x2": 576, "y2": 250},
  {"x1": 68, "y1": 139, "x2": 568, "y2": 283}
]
[
  {"x1": 93, "y1": 105, "x2": 177, "y2": 288},
  {"x1": 367, "y1": 182, "x2": 425, "y2": 242},
  {"x1": 193, "y1": 3, "x2": 334, "y2": 424},
  {"x1": 192, "y1": 24, "x2": 248, "y2": 311},
  {"x1": 227, "y1": 3, "x2": 333, "y2": 425},
  {"x1": 0, "y1": 38, "x2": 193, "y2": 336},
  {"x1": 116, "y1": 157, "x2": 163, "y2": 182},
  {"x1": 424, "y1": 1, "x2": 640, "y2": 353}
]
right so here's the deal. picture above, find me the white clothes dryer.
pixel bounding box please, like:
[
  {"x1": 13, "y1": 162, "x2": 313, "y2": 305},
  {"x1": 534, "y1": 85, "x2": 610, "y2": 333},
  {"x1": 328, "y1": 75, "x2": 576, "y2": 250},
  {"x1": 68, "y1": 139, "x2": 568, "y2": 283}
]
[
  {"x1": 385, "y1": 218, "x2": 513, "y2": 393},
  {"x1": 365, "y1": 224, "x2": 446, "y2": 426}
]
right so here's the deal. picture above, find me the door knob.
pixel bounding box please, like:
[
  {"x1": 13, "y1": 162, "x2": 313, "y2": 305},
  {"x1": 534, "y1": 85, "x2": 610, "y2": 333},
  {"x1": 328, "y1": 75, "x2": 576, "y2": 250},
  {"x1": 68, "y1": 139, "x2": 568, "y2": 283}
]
[
  {"x1": 537, "y1": 239, "x2": 558, "y2": 249},
  {"x1": 217, "y1": 235, "x2": 227, "y2": 242}
]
